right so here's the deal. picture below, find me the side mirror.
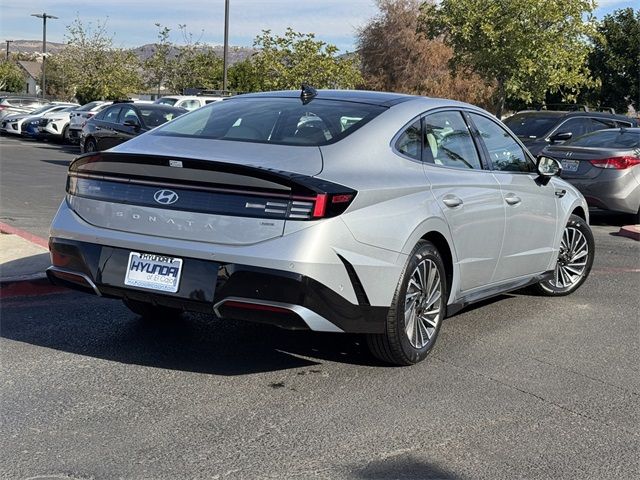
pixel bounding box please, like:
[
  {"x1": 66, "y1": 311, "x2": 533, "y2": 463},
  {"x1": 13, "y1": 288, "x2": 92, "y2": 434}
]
[
  {"x1": 123, "y1": 118, "x2": 141, "y2": 130},
  {"x1": 537, "y1": 156, "x2": 562, "y2": 178},
  {"x1": 549, "y1": 131, "x2": 572, "y2": 143}
]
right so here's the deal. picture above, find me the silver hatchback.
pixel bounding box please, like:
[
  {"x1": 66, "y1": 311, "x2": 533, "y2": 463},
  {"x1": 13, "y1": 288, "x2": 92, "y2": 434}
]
[{"x1": 48, "y1": 89, "x2": 594, "y2": 365}]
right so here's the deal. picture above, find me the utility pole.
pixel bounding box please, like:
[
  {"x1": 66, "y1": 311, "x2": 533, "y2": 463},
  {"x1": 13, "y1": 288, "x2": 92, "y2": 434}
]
[
  {"x1": 31, "y1": 12, "x2": 58, "y2": 99},
  {"x1": 5, "y1": 40, "x2": 14, "y2": 60},
  {"x1": 222, "y1": 0, "x2": 229, "y2": 92}
]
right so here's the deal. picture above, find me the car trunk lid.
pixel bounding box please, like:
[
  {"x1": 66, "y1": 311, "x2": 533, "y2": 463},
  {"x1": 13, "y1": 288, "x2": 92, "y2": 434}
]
[{"x1": 66, "y1": 151, "x2": 352, "y2": 246}]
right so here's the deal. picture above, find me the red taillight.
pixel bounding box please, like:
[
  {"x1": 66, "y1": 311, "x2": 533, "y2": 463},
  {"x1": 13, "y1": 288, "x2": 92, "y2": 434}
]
[
  {"x1": 332, "y1": 194, "x2": 354, "y2": 204},
  {"x1": 310, "y1": 193, "x2": 355, "y2": 218},
  {"x1": 312, "y1": 193, "x2": 328, "y2": 218},
  {"x1": 590, "y1": 156, "x2": 640, "y2": 169}
]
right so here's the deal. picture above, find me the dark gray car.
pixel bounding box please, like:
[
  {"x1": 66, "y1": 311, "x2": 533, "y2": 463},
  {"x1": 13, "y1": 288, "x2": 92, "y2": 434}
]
[
  {"x1": 504, "y1": 111, "x2": 638, "y2": 156},
  {"x1": 540, "y1": 128, "x2": 640, "y2": 216}
]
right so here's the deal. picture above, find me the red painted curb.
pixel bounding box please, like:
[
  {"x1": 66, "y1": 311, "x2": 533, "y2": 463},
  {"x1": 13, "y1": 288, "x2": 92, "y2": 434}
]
[
  {"x1": 617, "y1": 225, "x2": 640, "y2": 241},
  {"x1": 0, "y1": 221, "x2": 49, "y2": 249}
]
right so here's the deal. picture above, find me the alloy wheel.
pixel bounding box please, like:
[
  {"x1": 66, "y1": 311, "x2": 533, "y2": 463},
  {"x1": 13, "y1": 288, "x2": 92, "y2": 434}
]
[
  {"x1": 551, "y1": 226, "x2": 589, "y2": 289},
  {"x1": 404, "y1": 258, "x2": 442, "y2": 349}
]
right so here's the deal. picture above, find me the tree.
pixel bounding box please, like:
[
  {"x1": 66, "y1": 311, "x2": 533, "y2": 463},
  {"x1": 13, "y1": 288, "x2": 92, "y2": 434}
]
[
  {"x1": 422, "y1": 0, "x2": 599, "y2": 117},
  {"x1": 144, "y1": 24, "x2": 174, "y2": 96},
  {"x1": 588, "y1": 8, "x2": 640, "y2": 113},
  {"x1": 43, "y1": 54, "x2": 76, "y2": 100},
  {"x1": 165, "y1": 47, "x2": 223, "y2": 93},
  {"x1": 358, "y1": 0, "x2": 494, "y2": 109},
  {"x1": 58, "y1": 18, "x2": 142, "y2": 103},
  {"x1": 162, "y1": 25, "x2": 224, "y2": 93},
  {"x1": 250, "y1": 28, "x2": 362, "y2": 91},
  {"x1": 227, "y1": 58, "x2": 260, "y2": 93},
  {"x1": 0, "y1": 60, "x2": 24, "y2": 92}
]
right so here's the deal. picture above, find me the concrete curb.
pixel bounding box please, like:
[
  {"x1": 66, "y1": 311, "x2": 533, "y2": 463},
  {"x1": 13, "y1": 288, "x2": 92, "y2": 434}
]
[
  {"x1": 616, "y1": 225, "x2": 640, "y2": 241},
  {"x1": 0, "y1": 222, "x2": 63, "y2": 298}
]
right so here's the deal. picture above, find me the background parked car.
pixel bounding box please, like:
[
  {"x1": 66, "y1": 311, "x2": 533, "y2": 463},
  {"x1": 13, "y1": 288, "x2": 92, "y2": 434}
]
[
  {"x1": 504, "y1": 110, "x2": 638, "y2": 156},
  {"x1": 80, "y1": 102, "x2": 186, "y2": 152},
  {"x1": 1, "y1": 103, "x2": 78, "y2": 136},
  {"x1": 36, "y1": 106, "x2": 81, "y2": 142},
  {"x1": 67, "y1": 101, "x2": 114, "y2": 144},
  {"x1": 154, "y1": 95, "x2": 223, "y2": 111},
  {"x1": 0, "y1": 96, "x2": 48, "y2": 121},
  {"x1": 540, "y1": 127, "x2": 640, "y2": 217}
]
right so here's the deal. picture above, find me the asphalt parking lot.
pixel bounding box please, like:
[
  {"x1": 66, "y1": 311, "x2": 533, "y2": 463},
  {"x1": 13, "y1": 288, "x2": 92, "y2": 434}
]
[{"x1": 1, "y1": 134, "x2": 639, "y2": 479}]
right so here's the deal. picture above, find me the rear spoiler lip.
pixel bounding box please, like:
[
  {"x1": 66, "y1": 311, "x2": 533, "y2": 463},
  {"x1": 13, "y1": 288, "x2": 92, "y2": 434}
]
[{"x1": 69, "y1": 151, "x2": 354, "y2": 198}]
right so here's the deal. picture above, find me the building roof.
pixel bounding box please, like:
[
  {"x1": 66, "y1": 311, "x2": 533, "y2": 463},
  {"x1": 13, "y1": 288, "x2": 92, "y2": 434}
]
[{"x1": 17, "y1": 61, "x2": 42, "y2": 81}]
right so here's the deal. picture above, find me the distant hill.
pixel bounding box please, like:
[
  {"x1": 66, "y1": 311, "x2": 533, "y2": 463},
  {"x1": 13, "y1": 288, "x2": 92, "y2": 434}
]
[
  {"x1": 132, "y1": 44, "x2": 256, "y2": 64},
  {"x1": 8, "y1": 40, "x2": 66, "y2": 55},
  {"x1": 9, "y1": 40, "x2": 255, "y2": 64}
]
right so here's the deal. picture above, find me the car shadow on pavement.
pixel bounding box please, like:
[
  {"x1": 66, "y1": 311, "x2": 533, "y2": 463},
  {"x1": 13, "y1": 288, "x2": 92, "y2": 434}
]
[
  {"x1": 30, "y1": 141, "x2": 80, "y2": 155},
  {"x1": 41, "y1": 159, "x2": 72, "y2": 167},
  {"x1": 351, "y1": 455, "x2": 460, "y2": 480},
  {"x1": 589, "y1": 210, "x2": 638, "y2": 227},
  {"x1": 0, "y1": 293, "x2": 377, "y2": 375}
]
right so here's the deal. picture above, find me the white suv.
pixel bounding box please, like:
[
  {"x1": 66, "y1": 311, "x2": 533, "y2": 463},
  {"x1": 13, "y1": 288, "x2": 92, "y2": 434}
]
[
  {"x1": 37, "y1": 106, "x2": 81, "y2": 142},
  {"x1": 154, "y1": 95, "x2": 224, "y2": 111}
]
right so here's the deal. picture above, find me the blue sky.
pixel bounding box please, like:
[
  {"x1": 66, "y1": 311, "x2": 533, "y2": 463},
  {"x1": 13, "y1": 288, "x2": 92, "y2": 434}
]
[{"x1": 0, "y1": 0, "x2": 636, "y2": 53}]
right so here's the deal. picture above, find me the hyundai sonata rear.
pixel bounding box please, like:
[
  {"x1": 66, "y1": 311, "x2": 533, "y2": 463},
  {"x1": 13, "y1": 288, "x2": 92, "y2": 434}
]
[{"x1": 48, "y1": 89, "x2": 593, "y2": 365}]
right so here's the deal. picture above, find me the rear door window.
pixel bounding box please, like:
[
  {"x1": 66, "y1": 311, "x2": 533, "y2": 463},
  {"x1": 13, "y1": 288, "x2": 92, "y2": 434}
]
[{"x1": 102, "y1": 106, "x2": 122, "y2": 124}]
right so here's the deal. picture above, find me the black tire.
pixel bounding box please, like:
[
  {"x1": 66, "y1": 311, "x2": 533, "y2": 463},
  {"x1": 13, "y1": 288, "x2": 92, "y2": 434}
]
[
  {"x1": 534, "y1": 214, "x2": 594, "y2": 296},
  {"x1": 122, "y1": 298, "x2": 182, "y2": 320},
  {"x1": 84, "y1": 137, "x2": 97, "y2": 153},
  {"x1": 60, "y1": 125, "x2": 69, "y2": 144},
  {"x1": 367, "y1": 240, "x2": 447, "y2": 366}
]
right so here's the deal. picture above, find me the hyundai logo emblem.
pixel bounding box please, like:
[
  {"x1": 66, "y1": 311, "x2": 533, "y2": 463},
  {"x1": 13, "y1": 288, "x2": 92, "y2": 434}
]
[{"x1": 153, "y1": 189, "x2": 179, "y2": 205}]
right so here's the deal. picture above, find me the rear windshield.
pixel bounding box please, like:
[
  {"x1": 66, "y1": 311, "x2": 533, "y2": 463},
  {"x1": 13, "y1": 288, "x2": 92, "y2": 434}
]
[
  {"x1": 565, "y1": 129, "x2": 640, "y2": 148},
  {"x1": 155, "y1": 98, "x2": 178, "y2": 106},
  {"x1": 151, "y1": 97, "x2": 387, "y2": 146},
  {"x1": 504, "y1": 114, "x2": 560, "y2": 138},
  {"x1": 138, "y1": 106, "x2": 186, "y2": 127}
]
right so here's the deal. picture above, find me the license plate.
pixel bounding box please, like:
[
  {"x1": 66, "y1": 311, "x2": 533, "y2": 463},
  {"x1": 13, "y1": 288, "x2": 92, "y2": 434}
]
[
  {"x1": 561, "y1": 159, "x2": 579, "y2": 172},
  {"x1": 124, "y1": 252, "x2": 183, "y2": 293}
]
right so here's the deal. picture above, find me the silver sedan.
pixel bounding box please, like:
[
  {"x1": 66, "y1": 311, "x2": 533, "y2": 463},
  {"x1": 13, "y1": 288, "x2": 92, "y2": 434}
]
[{"x1": 47, "y1": 89, "x2": 595, "y2": 365}]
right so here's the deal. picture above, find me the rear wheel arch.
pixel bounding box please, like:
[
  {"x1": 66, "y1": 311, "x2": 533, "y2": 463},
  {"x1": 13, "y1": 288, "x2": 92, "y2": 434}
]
[
  {"x1": 572, "y1": 206, "x2": 586, "y2": 221},
  {"x1": 420, "y1": 231, "x2": 453, "y2": 297}
]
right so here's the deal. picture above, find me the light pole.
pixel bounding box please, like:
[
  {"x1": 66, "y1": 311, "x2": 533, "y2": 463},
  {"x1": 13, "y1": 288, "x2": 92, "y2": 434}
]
[
  {"x1": 5, "y1": 40, "x2": 14, "y2": 60},
  {"x1": 31, "y1": 12, "x2": 58, "y2": 99},
  {"x1": 222, "y1": 0, "x2": 229, "y2": 92}
]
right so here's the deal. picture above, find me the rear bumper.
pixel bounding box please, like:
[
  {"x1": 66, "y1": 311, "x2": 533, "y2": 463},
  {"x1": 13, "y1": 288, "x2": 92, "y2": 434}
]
[
  {"x1": 68, "y1": 127, "x2": 81, "y2": 143},
  {"x1": 565, "y1": 172, "x2": 640, "y2": 214},
  {"x1": 47, "y1": 238, "x2": 388, "y2": 333}
]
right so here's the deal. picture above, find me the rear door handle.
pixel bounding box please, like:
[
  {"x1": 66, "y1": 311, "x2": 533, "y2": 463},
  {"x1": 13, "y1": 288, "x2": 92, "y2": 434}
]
[
  {"x1": 442, "y1": 195, "x2": 463, "y2": 208},
  {"x1": 504, "y1": 193, "x2": 521, "y2": 206}
]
